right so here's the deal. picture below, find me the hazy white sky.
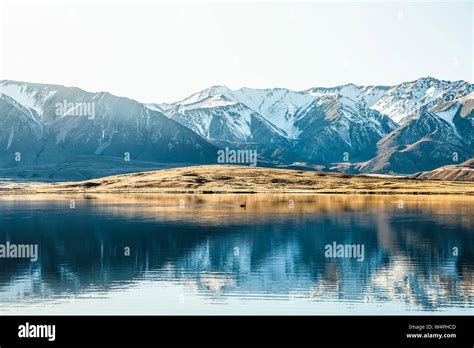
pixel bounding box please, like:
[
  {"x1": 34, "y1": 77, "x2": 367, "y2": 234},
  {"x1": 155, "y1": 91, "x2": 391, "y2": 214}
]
[{"x1": 0, "y1": 1, "x2": 472, "y2": 103}]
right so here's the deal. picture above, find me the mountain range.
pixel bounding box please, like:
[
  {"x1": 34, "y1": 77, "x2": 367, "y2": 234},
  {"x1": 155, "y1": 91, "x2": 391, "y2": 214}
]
[{"x1": 0, "y1": 77, "x2": 472, "y2": 181}]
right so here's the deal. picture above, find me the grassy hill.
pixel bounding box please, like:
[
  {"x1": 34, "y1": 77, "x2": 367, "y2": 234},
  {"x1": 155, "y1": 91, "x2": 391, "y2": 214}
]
[{"x1": 2, "y1": 165, "x2": 474, "y2": 195}]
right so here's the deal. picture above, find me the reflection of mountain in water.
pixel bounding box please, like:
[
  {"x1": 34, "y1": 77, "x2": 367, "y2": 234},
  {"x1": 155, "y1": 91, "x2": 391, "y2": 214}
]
[{"x1": 0, "y1": 194, "x2": 473, "y2": 312}]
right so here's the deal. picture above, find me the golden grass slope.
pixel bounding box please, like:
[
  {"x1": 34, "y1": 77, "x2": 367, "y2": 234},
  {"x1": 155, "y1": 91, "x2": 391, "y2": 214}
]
[
  {"x1": 2, "y1": 165, "x2": 474, "y2": 195},
  {"x1": 411, "y1": 159, "x2": 474, "y2": 182}
]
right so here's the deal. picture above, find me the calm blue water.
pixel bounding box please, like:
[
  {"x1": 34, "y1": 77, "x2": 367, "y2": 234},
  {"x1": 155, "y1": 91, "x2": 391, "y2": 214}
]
[{"x1": 0, "y1": 194, "x2": 472, "y2": 315}]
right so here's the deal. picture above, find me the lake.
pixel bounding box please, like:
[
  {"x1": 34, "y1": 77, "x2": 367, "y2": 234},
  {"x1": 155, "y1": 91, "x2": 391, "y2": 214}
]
[{"x1": 0, "y1": 194, "x2": 473, "y2": 315}]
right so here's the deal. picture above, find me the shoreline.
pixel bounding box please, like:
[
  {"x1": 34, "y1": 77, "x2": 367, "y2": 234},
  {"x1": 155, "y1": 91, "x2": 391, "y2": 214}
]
[
  {"x1": 1, "y1": 165, "x2": 473, "y2": 196},
  {"x1": 1, "y1": 190, "x2": 474, "y2": 196}
]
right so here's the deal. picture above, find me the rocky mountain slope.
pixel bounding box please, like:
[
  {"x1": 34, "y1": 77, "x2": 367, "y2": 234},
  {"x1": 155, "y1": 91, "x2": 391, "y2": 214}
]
[
  {"x1": 155, "y1": 77, "x2": 472, "y2": 174},
  {"x1": 0, "y1": 80, "x2": 218, "y2": 171},
  {"x1": 411, "y1": 158, "x2": 474, "y2": 181},
  {"x1": 0, "y1": 77, "x2": 472, "y2": 180}
]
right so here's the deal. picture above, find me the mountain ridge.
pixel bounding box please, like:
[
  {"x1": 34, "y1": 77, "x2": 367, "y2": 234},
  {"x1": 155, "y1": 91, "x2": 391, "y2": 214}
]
[
  {"x1": 154, "y1": 77, "x2": 472, "y2": 174},
  {"x1": 0, "y1": 77, "x2": 472, "y2": 180},
  {"x1": 0, "y1": 80, "x2": 219, "y2": 170}
]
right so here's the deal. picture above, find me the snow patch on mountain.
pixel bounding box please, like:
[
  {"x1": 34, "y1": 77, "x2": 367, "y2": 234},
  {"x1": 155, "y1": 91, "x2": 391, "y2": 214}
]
[
  {"x1": 168, "y1": 86, "x2": 315, "y2": 139},
  {"x1": 0, "y1": 80, "x2": 57, "y2": 116},
  {"x1": 434, "y1": 103, "x2": 459, "y2": 130},
  {"x1": 234, "y1": 88, "x2": 314, "y2": 139},
  {"x1": 371, "y1": 77, "x2": 473, "y2": 124}
]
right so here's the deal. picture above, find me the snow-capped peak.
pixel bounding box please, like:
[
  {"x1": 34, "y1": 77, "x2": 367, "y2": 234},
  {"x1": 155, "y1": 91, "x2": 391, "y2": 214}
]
[
  {"x1": 159, "y1": 77, "x2": 471, "y2": 143},
  {"x1": 178, "y1": 85, "x2": 234, "y2": 106},
  {"x1": 371, "y1": 77, "x2": 472, "y2": 123}
]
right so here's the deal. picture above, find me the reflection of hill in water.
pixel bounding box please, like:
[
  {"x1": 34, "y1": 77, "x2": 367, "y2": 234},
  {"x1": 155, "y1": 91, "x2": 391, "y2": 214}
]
[{"x1": 0, "y1": 194, "x2": 473, "y2": 311}]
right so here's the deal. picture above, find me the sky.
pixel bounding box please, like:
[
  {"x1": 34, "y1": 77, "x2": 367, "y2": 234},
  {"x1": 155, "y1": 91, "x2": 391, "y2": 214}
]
[{"x1": 0, "y1": 1, "x2": 472, "y2": 103}]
